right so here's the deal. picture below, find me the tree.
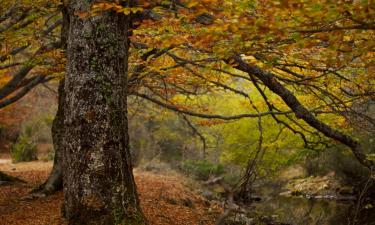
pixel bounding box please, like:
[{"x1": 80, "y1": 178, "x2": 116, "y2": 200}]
[
  {"x1": 0, "y1": 1, "x2": 64, "y2": 188},
  {"x1": 20, "y1": 0, "x2": 375, "y2": 199},
  {"x1": 130, "y1": 0, "x2": 374, "y2": 170},
  {"x1": 1, "y1": 0, "x2": 373, "y2": 202},
  {"x1": 61, "y1": 0, "x2": 146, "y2": 224},
  {"x1": 0, "y1": 0, "x2": 66, "y2": 195},
  {"x1": 0, "y1": 1, "x2": 63, "y2": 109},
  {"x1": 30, "y1": 80, "x2": 65, "y2": 196}
]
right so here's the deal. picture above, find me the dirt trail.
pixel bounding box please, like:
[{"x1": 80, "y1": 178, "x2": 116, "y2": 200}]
[{"x1": 0, "y1": 160, "x2": 219, "y2": 225}]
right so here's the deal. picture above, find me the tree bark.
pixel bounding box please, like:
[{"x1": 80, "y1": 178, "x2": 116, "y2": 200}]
[
  {"x1": 29, "y1": 4, "x2": 70, "y2": 197},
  {"x1": 62, "y1": 0, "x2": 147, "y2": 224},
  {"x1": 30, "y1": 80, "x2": 65, "y2": 196}
]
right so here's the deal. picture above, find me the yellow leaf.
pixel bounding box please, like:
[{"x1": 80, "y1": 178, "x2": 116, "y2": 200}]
[{"x1": 187, "y1": 1, "x2": 199, "y2": 8}]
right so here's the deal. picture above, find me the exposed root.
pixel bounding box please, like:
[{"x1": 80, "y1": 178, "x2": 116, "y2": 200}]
[{"x1": 0, "y1": 171, "x2": 26, "y2": 184}]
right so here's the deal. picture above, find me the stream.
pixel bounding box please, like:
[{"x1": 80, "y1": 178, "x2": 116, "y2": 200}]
[
  {"x1": 253, "y1": 195, "x2": 353, "y2": 225},
  {"x1": 250, "y1": 182, "x2": 375, "y2": 225}
]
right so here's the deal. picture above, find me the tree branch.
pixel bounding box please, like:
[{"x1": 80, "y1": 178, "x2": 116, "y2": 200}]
[{"x1": 232, "y1": 55, "x2": 373, "y2": 169}]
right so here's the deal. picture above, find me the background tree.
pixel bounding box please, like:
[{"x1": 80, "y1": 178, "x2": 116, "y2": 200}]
[
  {"x1": 0, "y1": 0, "x2": 63, "y2": 108},
  {"x1": 0, "y1": 0, "x2": 63, "y2": 184},
  {"x1": 129, "y1": 0, "x2": 375, "y2": 170}
]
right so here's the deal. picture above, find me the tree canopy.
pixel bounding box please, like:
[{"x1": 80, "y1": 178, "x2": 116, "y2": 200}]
[
  {"x1": 1, "y1": 0, "x2": 374, "y2": 169},
  {"x1": 1, "y1": 1, "x2": 374, "y2": 224}
]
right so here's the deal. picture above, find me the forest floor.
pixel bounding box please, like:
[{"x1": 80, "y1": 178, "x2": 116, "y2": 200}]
[{"x1": 0, "y1": 157, "x2": 221, "y2": 225}]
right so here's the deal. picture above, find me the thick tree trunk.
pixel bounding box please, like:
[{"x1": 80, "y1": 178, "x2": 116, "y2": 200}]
[{"x1": 62, "y1": 1, "x2": 146, "y2": 224}]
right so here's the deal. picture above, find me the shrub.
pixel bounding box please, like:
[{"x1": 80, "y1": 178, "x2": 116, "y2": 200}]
[
  {"x1": 141, "y1": 160, "x2": 172, "y2": 173},
  {"x1": 39, "y1": 146, "x2": 55, "y2": 162},
  {"x1": 181, "y1": 160, "x2": 225, "y2": 180},
  {"x1": 302, "y1": 147, "x2": 370, "y2": 184},
  {"x1": 10, "y1": 135, "x2": 37, "y2": 163}
]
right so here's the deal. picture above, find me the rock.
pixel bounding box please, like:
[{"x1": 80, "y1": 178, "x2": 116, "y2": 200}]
[
  {"x1": 291, "y1": 190, "x2": 303, "y2": 196},
  {"x1": 364, "y1": 203, "x2": 373, "y2": 209},
  {"x1": 0, "y1": 181, "x2": 10, "y2": 186},
  {"x1": 201, "y1": 190, "x2": 215, "y2": 200},
  {"x1": 166, "y1": 198, "x2": 178, "y2": 205},
  {"x1": 22, "y1": 192, "x2": 47, "y2": 201},
  {"x1": 202, "y1": 199, "x2": 211, "y2": 207},
  {"x1": 337, "y1": 196, "x2": 356, "y2": 201},
  {"x1": 250, "y1": 196, "x2": 262, "y2": 202},
  {"x1": 226, "y1": 213, "x2": 254, "y2": 225},
  {"x1": 181, "y1": 198, "x2": 194, "y2": 208},
  {"x1": 338, "y1": 186, "x2": 354, "y2": 195},
  {"x1": 284, "y1": 172, "x2": 342, "y2": 197},
  {"x1": 279, "y1": 191, "x2": 292, "y2": 196}
]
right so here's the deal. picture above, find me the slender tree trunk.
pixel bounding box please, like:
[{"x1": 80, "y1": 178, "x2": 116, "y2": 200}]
[
  {"x1": 30, "y1": 4, "x2": 70, "y2": 197},
  {"x1": 62, "y1": 0, "x2": 146, "y2": 224},
  {"x1": 30, "y1": 80, "x2": 65, "y2": 196}
]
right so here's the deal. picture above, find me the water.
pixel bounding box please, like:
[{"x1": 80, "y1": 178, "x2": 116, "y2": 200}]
[
  {"x1": 253, "y1": 195, "x2": 353, "y2": 225},
  {"x1": 249, "y1": 181, "x2": 375, "y2": 225}
]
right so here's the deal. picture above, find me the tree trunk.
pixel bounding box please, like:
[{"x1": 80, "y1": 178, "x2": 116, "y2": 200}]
[
  {"x1": 30, "y1": 80, "x2": 65, "y2": 196},
  {"x1": 62, "y1": 0, "x2": 147, "y2": 224},
  {"x1": 29, "y1": 4, "x2": 70, "y2": 197}
]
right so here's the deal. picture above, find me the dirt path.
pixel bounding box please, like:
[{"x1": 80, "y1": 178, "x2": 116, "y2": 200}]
[{"x1": 0, "y1": 160, "x2": 220, "y2": 225}]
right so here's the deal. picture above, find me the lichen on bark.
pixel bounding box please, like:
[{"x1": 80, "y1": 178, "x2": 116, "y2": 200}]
[{"x1": 62, "y1": 0, "x2": 147, "y2": 224}]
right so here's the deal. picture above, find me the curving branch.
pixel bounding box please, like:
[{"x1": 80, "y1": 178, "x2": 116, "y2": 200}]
[
  {"x1": 134, "y1": 92, "x2": 292, "y2": 120},
  {"x1": 232, "y1": 54, "x2": 374, "y2": 169},
  {"x1": 0, "y1": 41, "x2": 61, "y2": 103},
  {"x1": 179, "y1": 114, "x2": 207, "y2": 159},
  {"x1": 0, "y1": 75, "x2": 52, "y2": 108},
  {"x1": 0, "y1": 45, "x2": 29, "y2": 62}
]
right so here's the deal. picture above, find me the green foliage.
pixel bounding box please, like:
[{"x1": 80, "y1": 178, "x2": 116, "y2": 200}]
[
  {"x1": 39, "y1": 147, "x2": 55, "y2": 162},
  {"x1": 181, "y1": 160, "x2": 225, "y2": 180},
  {"x1": 129, "y1": 92, "x2": 314, "y2": 176},
  {"x1": 158, "y1": 137, "x2": 183, "y2": 162},
  {"x1": 11, "y1": 134, "x2": 37, "y2": 163},
  {"x1": 192, "y1": 93, "x2": 307, "y2": 175},
  {"x1": 23, "y1": 113, "x2": 53, "y2": 143},
  {"x1": 142, "y1": 160, "x2": 173, "y2": 173},
  {"x1": 367, "y1": 154, "x2": 375, "y2": 162},
  {"x1": 8, "y1": 112, "x2": 55, "y2": 163},
  {"x1": 128, "y1": 103, "x2": 202, "y2": 165},
  {"x1": 303, "y1": 147, "x2": 370, "y2": 183}
]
